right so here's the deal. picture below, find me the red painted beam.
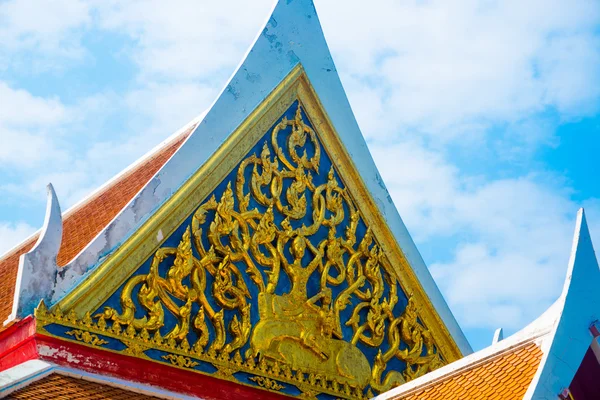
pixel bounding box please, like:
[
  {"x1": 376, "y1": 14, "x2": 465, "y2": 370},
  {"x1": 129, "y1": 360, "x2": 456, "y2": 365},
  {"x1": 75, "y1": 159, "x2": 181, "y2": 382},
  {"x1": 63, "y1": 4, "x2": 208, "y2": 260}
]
[
  {"x1": 36, "y1": 334, "x2": 289, "y2": 400},
  {"x1": 1, "y1": 322, "x2": 291, "y2": 399},
  {"x1": 0, "y1": 317, "x2": 38, "y2": 371}
]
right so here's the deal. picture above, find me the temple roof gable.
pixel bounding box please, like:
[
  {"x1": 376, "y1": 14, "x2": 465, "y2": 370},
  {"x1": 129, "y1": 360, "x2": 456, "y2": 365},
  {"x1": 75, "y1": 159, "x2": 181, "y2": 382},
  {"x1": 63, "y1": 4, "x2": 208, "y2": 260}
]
[{"x1": 1, "y1": 1, "x2": 476, "y2": 398}]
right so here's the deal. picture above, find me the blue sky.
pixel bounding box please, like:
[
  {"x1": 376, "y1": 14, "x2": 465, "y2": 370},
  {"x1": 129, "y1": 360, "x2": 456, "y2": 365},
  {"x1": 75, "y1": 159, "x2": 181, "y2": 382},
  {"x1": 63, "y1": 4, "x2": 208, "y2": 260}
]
[{"x1": 0, "y1": 0, "x2": 599, "y2": 353}]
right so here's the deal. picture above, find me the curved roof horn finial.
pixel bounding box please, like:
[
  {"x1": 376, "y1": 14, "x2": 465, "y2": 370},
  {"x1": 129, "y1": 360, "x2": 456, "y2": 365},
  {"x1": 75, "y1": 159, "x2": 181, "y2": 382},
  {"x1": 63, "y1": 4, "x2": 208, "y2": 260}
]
[
  {"x1": 524, "y1": 208, "x2": 600, "y2": 399},
  {"x1": 6, "y1": 183, "x2": 63, "y2": 323}
]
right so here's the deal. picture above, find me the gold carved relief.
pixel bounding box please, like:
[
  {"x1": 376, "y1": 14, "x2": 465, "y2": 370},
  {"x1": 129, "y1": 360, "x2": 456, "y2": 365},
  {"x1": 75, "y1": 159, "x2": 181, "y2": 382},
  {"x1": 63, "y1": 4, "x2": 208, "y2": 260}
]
[
  {"x1": 65, "y1": 329, "x2": 108, "y2": 347},
  {"x1": 250, "y1": 376, "x2": 285, "y2": 391},
  {"x1": 90, "y1": 104, "x2": 444, "y2": 395},
  {"x1": 162, "y1": 354, "x2": 199, "y2": 369}
]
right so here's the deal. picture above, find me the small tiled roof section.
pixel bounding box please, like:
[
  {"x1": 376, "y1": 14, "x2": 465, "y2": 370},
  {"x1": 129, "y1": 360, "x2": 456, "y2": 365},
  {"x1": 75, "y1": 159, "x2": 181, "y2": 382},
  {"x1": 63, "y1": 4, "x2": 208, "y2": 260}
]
[
  {"x1": 0, "y1": 124, "x2": 195, "y2": 330},
  {"x1": 397, "y1": 342, "x2": 543, "y2": 400},
  {"x1": 6, "y1": 373, "x2": 160, "y2": 399}
]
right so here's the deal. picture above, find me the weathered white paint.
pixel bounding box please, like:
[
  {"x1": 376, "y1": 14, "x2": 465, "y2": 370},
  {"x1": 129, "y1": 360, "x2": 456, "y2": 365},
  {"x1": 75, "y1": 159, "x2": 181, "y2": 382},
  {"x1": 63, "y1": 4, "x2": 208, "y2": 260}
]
[
  {"x1": 0, "y1": 360, "x2": 54, "y2": 397},
  {"x1": 36, "y1": 0, "x2": 471, "y2": 355},
  {"x1": 524, "y1": 209, "x2": 600, "y2": 400},
  {"x1": 7, "y1": 184, "x2": 62, "y2": 324},
  {"x1": 37, "y1": 345, "x2": 83, "y2": 365}
]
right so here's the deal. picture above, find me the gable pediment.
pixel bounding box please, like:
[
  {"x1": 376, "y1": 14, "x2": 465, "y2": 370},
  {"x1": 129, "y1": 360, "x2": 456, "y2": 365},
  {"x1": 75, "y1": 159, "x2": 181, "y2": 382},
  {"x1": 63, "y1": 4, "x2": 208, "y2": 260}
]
[{"x1": 36, "y1": 67, "x2": 462, "y2": 399}]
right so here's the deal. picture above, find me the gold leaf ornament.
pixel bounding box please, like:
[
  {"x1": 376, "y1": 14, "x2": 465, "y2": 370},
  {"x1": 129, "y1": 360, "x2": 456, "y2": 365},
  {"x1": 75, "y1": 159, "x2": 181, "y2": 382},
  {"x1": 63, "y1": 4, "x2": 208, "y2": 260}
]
[{"x1": 94, "y1": 104, "x2": 443, "y2": 395}]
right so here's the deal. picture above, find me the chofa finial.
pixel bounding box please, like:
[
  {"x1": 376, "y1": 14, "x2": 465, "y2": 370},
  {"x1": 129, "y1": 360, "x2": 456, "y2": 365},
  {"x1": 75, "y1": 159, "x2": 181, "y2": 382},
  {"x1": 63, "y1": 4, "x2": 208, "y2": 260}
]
[
  {"x1": 5, "y1": 183, "x2": 63, "y2": 324},
  {"x1": 492, "y1": 328, "x2": 504, "y2": 344}
]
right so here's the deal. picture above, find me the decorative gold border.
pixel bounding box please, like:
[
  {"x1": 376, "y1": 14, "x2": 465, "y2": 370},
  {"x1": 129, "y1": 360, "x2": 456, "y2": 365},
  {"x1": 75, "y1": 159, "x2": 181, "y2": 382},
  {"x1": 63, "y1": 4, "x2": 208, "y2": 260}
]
[
  {"x1": 56, "y1": 65, "x2": 463, "y2": 367},
  {"x1": 35, "y1": 303, "x2": 353, "y2": 399}
]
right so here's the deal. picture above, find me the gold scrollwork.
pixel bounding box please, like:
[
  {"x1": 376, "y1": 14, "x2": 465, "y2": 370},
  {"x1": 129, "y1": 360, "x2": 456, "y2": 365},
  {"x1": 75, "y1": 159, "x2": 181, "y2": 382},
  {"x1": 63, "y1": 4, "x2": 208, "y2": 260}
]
[
  {"x1": 162, "y1": 354, "x2": 199, "y2": 369},
  {"x1": 122, "y1": 341, "x2": 151, "y2": 358},
  {"x1": 65, "y1": 329, "x2": 108, "y2": 347},
  {"x1": 92, "y1": 103, "x2": 443, "y2": 395},
  {"x1": 249, "y1": 376, "x2": 285, "y2": 391}
]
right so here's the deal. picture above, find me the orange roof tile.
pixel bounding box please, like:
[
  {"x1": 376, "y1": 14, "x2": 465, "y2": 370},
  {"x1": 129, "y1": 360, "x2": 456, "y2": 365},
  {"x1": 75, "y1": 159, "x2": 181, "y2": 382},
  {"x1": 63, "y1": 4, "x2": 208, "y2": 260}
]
[
  {"x1": 7, "y1": 373, "x2": 160, "y2": 399},
  {"x1": 396, "y1": 342, "x2": 543, "y2": 400},
  {"x1": 0, "y1": 125, "x2": 195, "y2": 330}
]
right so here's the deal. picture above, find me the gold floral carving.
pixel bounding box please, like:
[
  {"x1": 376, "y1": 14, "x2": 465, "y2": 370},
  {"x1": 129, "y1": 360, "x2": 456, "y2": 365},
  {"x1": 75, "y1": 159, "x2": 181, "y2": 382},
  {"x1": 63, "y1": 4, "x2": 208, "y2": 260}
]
[
  {"x1": 162, "y1": 354, "x2": 199, "y2": 368},
  {"x1": 88, "y1": 104, "x2": 444, "y2": 395},
  {"x1": 65, "y1": 329, "x2": 108, "y2": 347},
  {"x1": 249, "y1": 376, "x2": 285, "y2": 391}
]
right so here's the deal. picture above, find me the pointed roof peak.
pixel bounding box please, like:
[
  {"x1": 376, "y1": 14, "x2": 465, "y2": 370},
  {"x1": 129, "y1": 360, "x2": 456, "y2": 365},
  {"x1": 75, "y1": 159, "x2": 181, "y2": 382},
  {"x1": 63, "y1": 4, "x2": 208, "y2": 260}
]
[
  {"x1": 563, "y1": 207, "x2": 598, "y2": 298},
  {"x1": 41, "y1": 0, "x2": 470, "y2": 356},
  {"x1": 573, "y1": 207, "x2": 590, "y2": 244},
  {"x1": 524, "y1": 209, "x2": 600, "y2": 399}
]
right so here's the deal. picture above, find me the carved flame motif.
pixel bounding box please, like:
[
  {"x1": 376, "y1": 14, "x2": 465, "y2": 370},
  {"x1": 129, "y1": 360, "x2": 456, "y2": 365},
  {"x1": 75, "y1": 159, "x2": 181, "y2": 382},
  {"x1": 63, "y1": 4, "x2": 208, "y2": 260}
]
[{"x1": 95, "y1": 103, "x2": 444, "y2": 395}]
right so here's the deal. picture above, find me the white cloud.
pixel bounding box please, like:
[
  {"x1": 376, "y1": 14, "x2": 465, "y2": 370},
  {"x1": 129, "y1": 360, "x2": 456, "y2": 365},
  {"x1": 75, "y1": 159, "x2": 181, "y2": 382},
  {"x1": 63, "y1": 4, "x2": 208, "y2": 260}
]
[
  {"x1": 93, "y1": 0, "x2": 273, "y2": 80},
  {"x1": 0, "y1": 82, "x2": 67, "y2": 126},
  {"x1": 0, "y1": 0, "x2": 91, "y2": 70},
  {"x1": 316, "y1": 0, "x2": 600, "y2": 336},
  {"x1": 0, "y1": 82, "x2": 70, "y2": 168},
  {"x1": 1, "y1": 79, "x2": 217, "y2": 210},
  {"x1": 0, "y1": 0, "x2": 270, "y2": 210},
  {"x1": 371, "y1": 140, "x2": 460, "y2": 239},
  {"x1": 0, "y1": 129, "x2": 63, "y2": 168},
  {"x1": 371, "y1": 140, "x2": 592, "y2": 331},
  {"x1": 431, "y1": 242, "x2": 564, "y2": 329},
  {"x1": 124, "y1": 82, "x2": 215, "y2": 136},
  {"x1": 0, "y1": 221, "x2": 36, "y2": 257},
  {"x1": 318, "y1": 0, "x2": 600, "y2": 145}
]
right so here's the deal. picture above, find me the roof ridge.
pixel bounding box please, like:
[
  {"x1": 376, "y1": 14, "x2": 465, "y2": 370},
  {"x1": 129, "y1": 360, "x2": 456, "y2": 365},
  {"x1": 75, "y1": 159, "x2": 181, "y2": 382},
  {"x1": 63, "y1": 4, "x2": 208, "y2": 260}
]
[
  {"x1": 395, "y1": 338, "x2": 543, "y2": 399},
  {"x1": 375, "y1": 322, "x2": 552, "y2": 400},
  {"x1": 61, "y1": 116, "x2": 201, "y2": 222}
]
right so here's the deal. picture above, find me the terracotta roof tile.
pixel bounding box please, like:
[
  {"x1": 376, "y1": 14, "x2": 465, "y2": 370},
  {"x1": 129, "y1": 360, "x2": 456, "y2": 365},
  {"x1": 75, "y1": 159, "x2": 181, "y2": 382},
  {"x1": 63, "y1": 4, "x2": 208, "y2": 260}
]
[
  {"x1": 0, "y1": 126, "x2": 194, "y2": 330},
  {"x1": 397, "y1": 342, "x2": 543, "y2": 400},
  {"x1": 7, "y1": 373, "x2": 160, "y2": 399}
]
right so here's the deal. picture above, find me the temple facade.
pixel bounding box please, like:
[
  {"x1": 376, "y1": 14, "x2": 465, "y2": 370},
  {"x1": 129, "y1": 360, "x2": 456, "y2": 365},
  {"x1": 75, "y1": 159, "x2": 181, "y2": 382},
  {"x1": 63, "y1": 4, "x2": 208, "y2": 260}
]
[{"x1": 1, "y1": 1, "x2": 599, "y2": 399}]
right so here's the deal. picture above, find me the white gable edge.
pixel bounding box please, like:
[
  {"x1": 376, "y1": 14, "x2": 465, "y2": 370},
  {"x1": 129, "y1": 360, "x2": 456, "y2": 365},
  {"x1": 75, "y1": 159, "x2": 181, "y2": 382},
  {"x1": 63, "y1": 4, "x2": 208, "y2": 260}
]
[{"x1": 0, "y1": 360, "x2": 54, "y2": 397}]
